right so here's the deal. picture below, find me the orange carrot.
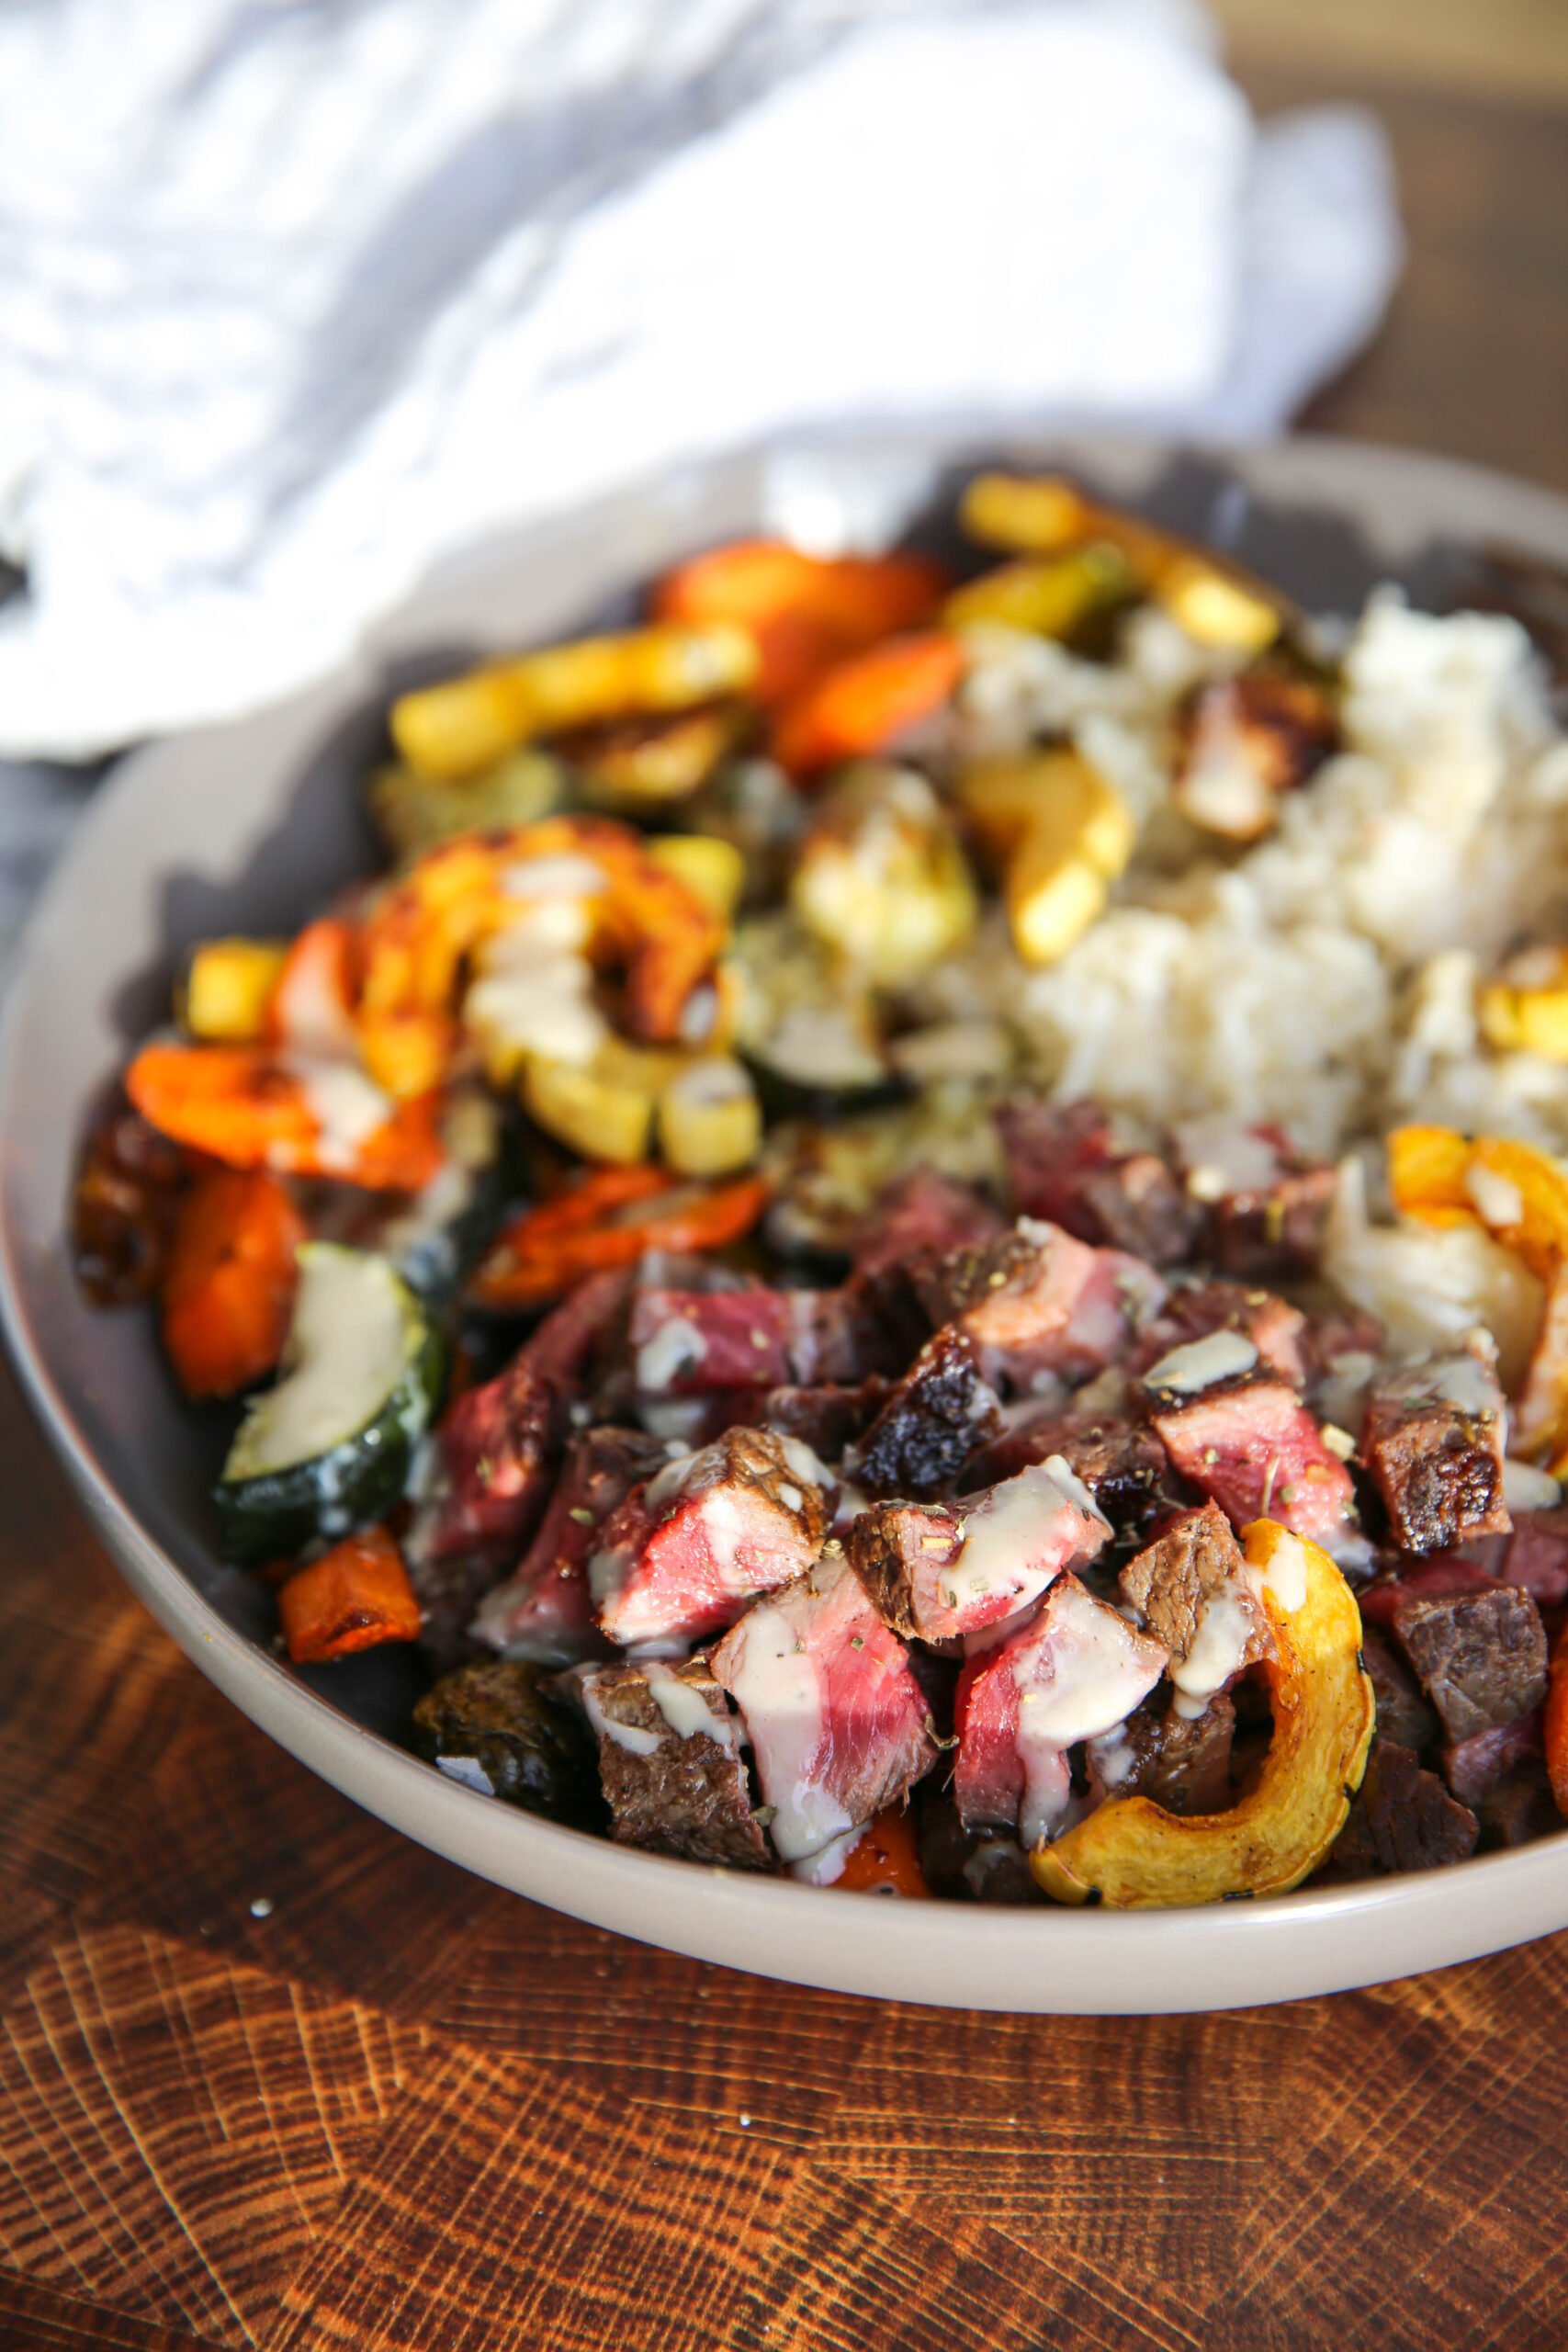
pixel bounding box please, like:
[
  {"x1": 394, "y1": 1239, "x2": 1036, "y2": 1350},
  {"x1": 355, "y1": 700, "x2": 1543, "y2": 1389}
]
[
  {"x1": 276, "y1": 1529, "x2": 423, "y2": 1663},
  {"x1": 266, "y1": 915, "x2": 359, "y2": 1057},
  {"x1": 471, "y1": 1164, "x2": 769, "y2": 1309},
  {"x1": 161, "y1": 1168, "x2": 305, "y2": 1398},
  {"x1": 652, "y1": 539, "x2": 948, "y2": 704},
  {"x1": 125, "y1": 1042, "x2": 444, "y2": 1192},
  {"x1": 836, "y1": 1806, "x2": 931, "y2": 1899},
  {"x1": 771, "y1": 631, "x2": 965, "y2": 776},
  {"x1": 1546, "y1": 1632, "x2": 1568, "y2": 1818}
]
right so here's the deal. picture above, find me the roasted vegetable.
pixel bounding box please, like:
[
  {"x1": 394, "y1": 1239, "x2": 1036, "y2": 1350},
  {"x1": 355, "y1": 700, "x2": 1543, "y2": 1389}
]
[
  {"x1": 470, "y1": 1164, "x2": 770, "y2": 1310},
  {"x1": 835, "y1": 1805, "x2": 932, "y2": 1897},
  {"x1": 790, "y1": 765, "x2": 978, "y2": 987},
  {"x1": 659, "y1": 1057, "x2": 761, "y2": 1176},
  {"x1": 162, "y1": 1168, "x2": 306, "y2": 1399},
  {"x1": 1032, "y1": 1520, "x2": 1375, "y2": 1907},
  {"x1": 266, "y1": 916, "x2": 360, "y2": 1058},
  {"x1": 652, "y1": 537, "x2": 948, "y2": 703},
  {"x1": 728, "y1": 910, "x2": 895, "y2": 1117},
  {"x1": 179, "y1": 939, "x2": 289, "y2": 1044},
  {"x1": 125, "y1": 1041, "x2": 445, "y2": 1193},
  {"x1": 644, "y1": 833, "x2": 747, "y2": 923},
  {"x1": 568, "y1": 705, "x2": 750, "y2": 809},
  {"x1": 412, "y1": 1658, "x2": 603, "y2": 1825},
  {"x1": 216, "y1": 1245, "x2": 443, "y2": 1565},
  {"x1": 523, "y1": 1042, "x2": 669, "y2": 1166},
  {"x1": 958, "y1": 748, "x2": 1134, "y2": 966},
  {"x1": 1479, "y1": 945, "x2": 1568, "y2": 1062},
  {"x1": 772, "y1": 632, "x2": 965, "y2": 777},
  {"x1": 276, "y1": 1527, "x2": 423, "y2": 1663},
  {"x1": 1173, "y1": 671, "x2": 1339, "y2": 842},
  {"x1": 368, "y1": 749, "x2": 562, "y2": 860},
  {"x1": 72, "y1": 1105, "x2": 187, "y2": 1306},
  {"x1": 389, "y1": 624, "x2": 759, "y2": 780},
  {"x1": 942, "y1": 543, "x2": 1134, "y2": 641}
]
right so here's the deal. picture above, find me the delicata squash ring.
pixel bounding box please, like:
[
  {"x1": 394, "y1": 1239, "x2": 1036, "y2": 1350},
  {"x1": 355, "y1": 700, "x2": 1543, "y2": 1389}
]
[{"x1": 1032, "y1": 1521, "x2": 1375, "y2": 1910}]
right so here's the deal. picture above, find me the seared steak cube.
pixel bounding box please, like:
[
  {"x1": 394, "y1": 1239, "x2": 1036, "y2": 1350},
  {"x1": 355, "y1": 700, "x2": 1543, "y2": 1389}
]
[
  {"x1": 847, "y1": 1326, "x2": 1001, "y2": 1497},
  {"x1": 1441, "y1": 1711, "x2": 1544, "y2": 1810},
  {"x1": 847, "y1": 1459, "x2": 1110, "y2": 1644},
  {"x1": 1393, "y1": 1585, "x2": 1548, "y2": 1741},
  {"x1": 471, "y1": 1426, "x2": 665, "y2": 1664},
  {"x1": 413, "y1": 1352, "x2": 567, "y2": 1564},
  {"x1": 1359, "y1": 1627, "x2": 1439, "y2": 1755},
  {"x1": 1148, "y1": 1370, "x2": 1359, "y2": 1552},
  {"x1": 916, "y1": 1793, "x2": 1045, "y2": 1906},
  {"x1": 1477, "y1": 1765, "x2": 1562, "y2": 1850},
  {"x1": 575, "y1": 1657, "x2": 769, "y2": 1870},
  {"x1": 964, "y1": 1410, "x2": 1168, "y2": 1536},
  {"x1": 953, "y1": 1574, "x2": 1168, "y2": 1849},
  {"x1": 592, "y1": 1426, "x2": 831, "y2": 1649},
  {"x1": 1088, "y1": 1690, "x2": 1236, "y2": 1816},
  {"x1": 1118, "y1": 1503, "x2": 1273, "y2": 1712},
  {"x1": 711, "y1": 1551, "x2": 936, "y2": 1866},
  {"x1": 1320, "y1": 1740, "x2": 1478, "y2": 1880},
  {"x1": 1134, "y1": 1278, "x2": 1309, "y2": 1388},
  {"x1": 629, "y1": 1285, "x2": 897, "y2": 1396},
  {"x1": 1172, "y1": 1117, "x2": 1335, "y2": 1281},
  {"x1": 996, "y1": 1100, "x2": 1203, "y2": 1268},
  {"x1": 1502, "y1": 1507, "x2": 1568, "y2": 1604},
  {"x1": 1359, "y1": 1342, "x2": 1510, "y2": 1554},
  {"x1": 851, "y1": 1166, "x2": 1007, "y2": 1286},
  {"x1": 412, "y1": 1659, "x2": 602, "y2": 1826},
  {"x1": 915, "y1": 1217, "x2": 1167, "y2": 1395}
]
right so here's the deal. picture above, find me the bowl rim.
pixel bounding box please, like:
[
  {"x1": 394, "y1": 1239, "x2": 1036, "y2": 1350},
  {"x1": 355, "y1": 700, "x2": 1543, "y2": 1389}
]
[{"x1": 6, "y1": 423, "x2": 1568, "y2": 2014}]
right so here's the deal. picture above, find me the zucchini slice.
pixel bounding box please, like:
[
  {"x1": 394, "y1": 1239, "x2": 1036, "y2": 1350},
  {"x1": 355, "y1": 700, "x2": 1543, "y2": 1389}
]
[{"x1": 216, "y1": 1244, "x2": 443, "y2": 1566}]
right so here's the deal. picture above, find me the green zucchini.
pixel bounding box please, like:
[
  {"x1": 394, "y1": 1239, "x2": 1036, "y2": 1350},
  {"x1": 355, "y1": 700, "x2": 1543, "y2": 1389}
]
[{"x1": 216, "y1": 1244, "x2": 444, "y2": 1566}]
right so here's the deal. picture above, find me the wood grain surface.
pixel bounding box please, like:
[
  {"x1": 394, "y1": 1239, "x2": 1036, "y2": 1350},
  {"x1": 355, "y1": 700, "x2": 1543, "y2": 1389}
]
[{"x1": 3, "y1": 65, "x2": 1568, "y2": 2352}]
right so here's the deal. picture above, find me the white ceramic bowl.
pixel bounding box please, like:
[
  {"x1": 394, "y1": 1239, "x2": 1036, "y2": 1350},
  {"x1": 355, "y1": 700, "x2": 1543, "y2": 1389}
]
[{"x1": 6, "y1": 427, "x2": 1568, "y2": 2013}]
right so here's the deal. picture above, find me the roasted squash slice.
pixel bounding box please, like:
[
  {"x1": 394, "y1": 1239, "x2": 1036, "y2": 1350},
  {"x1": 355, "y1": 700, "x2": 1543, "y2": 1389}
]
[{"x1": 1032, "y1": 1520, "x2": 1374, "y2": 1908}]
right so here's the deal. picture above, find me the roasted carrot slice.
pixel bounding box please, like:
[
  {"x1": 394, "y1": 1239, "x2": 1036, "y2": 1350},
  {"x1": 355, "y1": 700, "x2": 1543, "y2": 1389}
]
[
  {"x1": 267, "y1": 915, "x2": 360, "y2": 1057},
  {"x1": 653, "y1": 539, "x2": 949, "y2": 704},
  {"x1": 471, "y1": 1165, "x2": 769, "y2": 1309},
  {"x1": 276, "y1": 1528, "x2": 423, "y2": 1663},
  {"x1": 125, "y1": 1042, "x2": 444, "y2": 1193},
  {"x1": 835, "y1": 1806, "x2": 931, "y2": 1898},
  {"x1": 161, "y1": 1168, "x2": 305, "y2": 1399},
  {"x1": 771, "y1": 631, "x2": 965, "y2": 777}
]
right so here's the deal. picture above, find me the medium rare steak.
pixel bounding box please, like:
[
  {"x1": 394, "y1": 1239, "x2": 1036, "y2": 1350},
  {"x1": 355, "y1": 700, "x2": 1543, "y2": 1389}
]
[
  {"x1": 1118, "y1": 1503, "x2": 1273, "y2": 1713},
  {"x1": 470, "y1": 1425, "x2": 666, "y2": 1663},
  {"x1": 1147, "y1": 1369, "x2": 1359, "y2": 1552},
  {"x1": 847, "y1": 1326, "x2": 1001, "y2": 1497},
  {"x1": 629, "y1": 1284, "x2": 897, "y2": 1396},
  {"x1": 592, "y1": 1425, "x2": 831, "y2": 1649},
  {"x1": 711, "y1": 1550, "x2": 937, "y2": 1865},
  {"x1": 963, "y1": 1410, "x2": 1168, "y2": 1535},
  {"x1": 575, "y1": 1657, "x2": 769, "y2": 1869},
  {"x1": 914, "y1": 1216, "x2": 1167, "y2": 1394},
  {"x1": 1359, "y1": 1342, "x2": 1510, "y2": 1554},
  {"x1": 1133, "y1": 1278, "x2": 1309, "y2": 1388},
  {"x1": 1088, "y1": 1690, "x2": 1236, "y2": 1816},
  {"x1": 995, "y1": 1100, "x2": 1203, "y2": 1267},
  {"x1": 846, "y1": 1459, "x2": 1111, "y2": 1643},
  {"x1": 850, "y1": 1166, "x2": 1007, "y2": 1286},
  {"x1": 1320, "y1": 1739, "x2": 1479, "y2": 1878},
  {"x1": 412, "y1": 1353, "x2": 569, "y2": 1565},
  {"x1": 1171, "y1": 1117, "x2": 1336, "y2": 1282},
  {"x1": 953, "y1": 1574, "x2": 1168, "y2": 1849},
  {"x1": 1393, "y1": 1585, "x2": 1548, "y2": 1741}
]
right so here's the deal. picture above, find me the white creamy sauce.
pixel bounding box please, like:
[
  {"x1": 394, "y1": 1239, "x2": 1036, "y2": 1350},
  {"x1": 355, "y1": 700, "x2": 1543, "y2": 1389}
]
[
  {"x1": 1013, "y1": 1585, "x2": 1167, "y2": 1851},
  {"x1": 579, "y1": 1679, "x2": 665, "y2": 1758},
  {"x1": 664, "y1": 1057, "x2": 751, "y2": 1108},
  {"x1": 720, "y1": 1593, "x2": 851, "y2": 1862},
  {"x1": 289, "y1": 1057, "x2": 393, "y2": 1171},
  {"x1": 789, "y1": 1824, "x2": 866, "y2": 1886},
  {"x1": 776, "y1": 1432, "x2": 833, "y2": 1495},
  {"x1": 1314, "y1": 1349, "x2": 1378, "y2": 1435},
  {"x1": 637, "y1": 1396, "x2": 715, "y2": 1444},
  {"x1": 1319, "y1": 1422, "x2": 1356, "y2": 1461},
  {"x1": 1041, "y1": 1453, "x2": 1111, "y2": 1529},
  {"x1": 645, "y1": 1661, "x2": 733, "y2": 1748},
  {"x1": 1465, "y1": 1163, "x2": 1525, "y2": 1231},
  {"x1": 1173, "y1": 1115, "x2": 1280, "y2": 1201},
  {"x1": 1258, "y1": 1529, "x2": 1310, "y2": 1613},
  {"x1": 227, "y1": 1246, "x2": 411, "y2": 1475},
  {"x1": 944, "y1": 1465, "x2": 1077, "y2": 1618},
  {"x1": 778, "y1": 1482, "x2": 803, "y2": 1514},
  {"x1": 463, "y1": 957, "x2": 607, "y2": 1070},
  {"x1": 636, "y1": 1317, "x2": 708, "y2": 1396},
  {"x1": 587, "y1": 1540, "x2": 634, "y2": 1608},
  {"x1": 1143, "y1": 1329, "x2": 1258, "y2": 1396},
  {"x1": 434, "y1": 1755, "x2": 495, "y2": 1796},
  {"x1": 1504, "y1": 1457, "x2": 1561, "y2": 1512},
  {"x1": 1424, "y1": 1351, "x2": 1499, "y2": 1417},
  {"x1": 501, "y1": 853, "x2": 609, "y2": 901},
  {"x1": 1085, "y1": 1725, "x2": 1135, "y2": 1792},
  {"x1": 1169, "y1": 1588, "x2": 1256, "y2": 1719},
  {"x1": 699, "y1": 1488, "x2": 747, "y2": 1580},
  {"x1": 646, "y1": 1447, "x2": 701, "y2": 1511},
  {"x1": 1015, "y1": 1216, "x2": 1058, "y2": 1250}
]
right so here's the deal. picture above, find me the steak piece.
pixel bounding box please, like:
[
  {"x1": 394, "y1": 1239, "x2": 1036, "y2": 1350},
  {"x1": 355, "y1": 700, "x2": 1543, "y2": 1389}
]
[
  {"x1": 1359, "y1": 1626, "x2": 1439, "y2": 1754},
  {"x1": 592, "y1": 1426, "x2": 831, "y2": 1650},
  {"x1": 711, "y1": 1551, "x2": 937, "y2": 1865},
  {"x1": 1171, "y1": 1116, "x2": 1336, "y2": 1282},
  {"x1": 1393, "y1": 1585, "x2": 1548, "y2": 1741},
  {"x1": 1088, "y1": 1690, "x2": 1236, "y2": 1816},
  {"x1": 1133, "y1": 1278, "x2": 1309, "y2": 1388},
  {"x1": 953, "y1": 1574, "x2": 1168, "y2": 1849},
  {"x1": 916, "y1": 1793, "x2": 1045, "y2": 1905},
  {"x1": 915, "y1": 1217, "x2": 1167, "y2": 1395},
  {"x1": 1118, "y1": 1502, "x2": 1273, "y2": 1712},
  {"x1": 629, "y1": 1284, "x2": 898, "y2": 1396},
  {"x1": 1172, "y1": 670, "x2": 1339, "y2": 842},
  {"x1": 470, "y1": 1426, "x2": 666, "y2": 1663},
  {"x1": 851, "y1": 1166, "x2": 1007, "y2": 1286},
  {"x1": 1359, "y1": 1342, "x2": 1510, "y2": 1555},
  {"x1": 412, "y1": 1659, "x2": 603, "y2": 1826},
  {"x1": 964, "y1": 1411, "x2": 1169, "y2": 1536},
  {"x1": 413, "y1": 1354, "x2": 569, "y2": 1565},
  {"x1": 847, "y1": 1326, "x2": 1001, "y2": 1498},
  {"x1": 1477, "y1": 1765, "x2": 1562, "y2": 1850},
  {"x1": 1320, "y1": 1739, "x2": 1478, "y2": 1879},
  {"x1": 760, "y1": 1379, "x2": 891, "y2": 1460},
  {"x1": 1501, "y1": 1506, "x2": 1568, "y2": 1604},
  {"x1": 996, "y1": 1100, "x2": 1203, "y2": 1268},
  {"x1": 1148, "y1": 1371, "x2": 1359, "y2": 1553},
  {"x1": 575, "y1": 1657, "x2": 770, "y2": 1870},
  {"x1": 1442, "y1": 1710, "x2": 1544, "y2": 1809},
  {"x1": 1357, "y1": 1555, "x2": 1501, "y2": 1632},
  {"x1": 847, "y1": 1459, "x2": 1111, "y2": 1644}
]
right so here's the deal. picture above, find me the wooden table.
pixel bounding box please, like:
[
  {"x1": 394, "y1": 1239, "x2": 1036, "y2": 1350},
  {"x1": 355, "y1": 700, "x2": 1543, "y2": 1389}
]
[{"x1": 3, "y1": 64, "x2": 1567, "y2": 2352}]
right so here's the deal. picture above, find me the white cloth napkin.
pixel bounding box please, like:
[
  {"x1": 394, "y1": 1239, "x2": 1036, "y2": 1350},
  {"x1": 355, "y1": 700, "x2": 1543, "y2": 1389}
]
[{"x1": 0, "y1": 0, "x2": 1399, "y2": 763}]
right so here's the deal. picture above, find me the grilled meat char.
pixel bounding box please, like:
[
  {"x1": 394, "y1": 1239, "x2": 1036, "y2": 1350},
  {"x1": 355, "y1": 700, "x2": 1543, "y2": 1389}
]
[
  {"x1": 954, "y1": 1574, "x2": 1168, "y2": 1849},
  {"x1": 1171, "y1": 1116, "x2": 1336, "y2": 1283},
  {"x1": 913, "y1": 1216, "x2": 1167, "y2": 1396},
  {"x1": 1142, "y1": 1334, "x2": 1359, "y2": 1553},
  {"x1": 711, "y1": 1550, "x2": 936, "y2": 1868},
  {"x1": 1118, "y1": 1503, "x2": 1273, "y2": 1715},
  {"x1": 847, "y1": 1326, "x2": 1001, "y2": 1498},
  {"x1": 1392, "y1": 1584, "x2": 1548, "y2": 1742},
  {"x1": 963, "y1": 1410, "x2": 1169, "y2": 1538},
  {"x1": 847, "y1": 1459, "x2": 1111, "y2": 1644},
  {"x1": 996, "y1": 1099, "x2": 1203, "y2": 1269},
  {"x1": 1359, "y1": 1341, "x2": 1511, "y2": 1554},
  {"x1": 574, "y1": 1657, "x2": 770, "y2": 1870},
  {"x1": 470, "y1": 1425, "x2": 667, "y2": 1664},
  {"x1": 1088, "y1": 1690, "x2": 1237, "y2": 1817},
  {"x1": 592, "y1": 1425, "x2": 831, "y2": 1651}
]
